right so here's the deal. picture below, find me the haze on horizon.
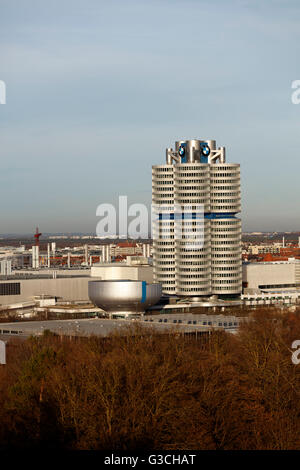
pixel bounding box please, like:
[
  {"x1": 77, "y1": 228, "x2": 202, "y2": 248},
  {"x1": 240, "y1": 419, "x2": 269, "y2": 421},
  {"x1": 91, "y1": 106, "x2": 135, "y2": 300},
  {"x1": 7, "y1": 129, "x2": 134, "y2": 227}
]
[{"x1": 1, "y1": 0, "x2": 300, "y2": 234}]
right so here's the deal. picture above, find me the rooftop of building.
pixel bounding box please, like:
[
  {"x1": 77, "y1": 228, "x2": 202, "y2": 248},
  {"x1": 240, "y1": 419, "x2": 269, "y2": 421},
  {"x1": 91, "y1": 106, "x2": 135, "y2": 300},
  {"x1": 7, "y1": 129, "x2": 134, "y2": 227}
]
[
  {"x1": 0, "y1": 273, "x2": 92, "y2": 281},
  {"x1": 92, "y1": 262, "x2": 151, "y2": 268},
  {"x1": 243, "y1": 259, "x2": 300, "y2": 266},
  {"x1": 0, "y1": 314, "x2": 242, "y2": 339},
  {"x1": 116, "y1": 242, "x2": 138, "y2": 248}
]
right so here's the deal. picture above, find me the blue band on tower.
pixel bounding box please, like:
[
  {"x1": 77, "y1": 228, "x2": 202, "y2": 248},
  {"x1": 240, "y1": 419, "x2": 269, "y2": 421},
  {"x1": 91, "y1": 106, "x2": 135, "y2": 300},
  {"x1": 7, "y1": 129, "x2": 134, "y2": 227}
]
[
  {"x1": 158, "y1": 212, "x2": 237, "y2": 220},
  {"x1": 141, "y1": 281, "x2": 147, "y2": 303}
]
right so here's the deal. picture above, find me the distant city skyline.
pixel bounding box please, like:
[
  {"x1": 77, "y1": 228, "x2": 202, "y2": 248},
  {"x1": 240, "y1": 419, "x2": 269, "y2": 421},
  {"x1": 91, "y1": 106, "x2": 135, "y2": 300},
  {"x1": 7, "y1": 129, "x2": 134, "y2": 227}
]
[{"x1": 1, "y1": 0, "x2": 300, "y2": 233}]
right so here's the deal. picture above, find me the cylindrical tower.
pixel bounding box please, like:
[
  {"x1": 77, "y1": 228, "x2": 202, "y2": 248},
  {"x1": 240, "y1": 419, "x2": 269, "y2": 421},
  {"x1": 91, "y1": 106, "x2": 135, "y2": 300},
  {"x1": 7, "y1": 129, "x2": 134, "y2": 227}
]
[
  {"x1": 152, "y1": 164, "x2": 175, "y2": 294},
  {"x1": 210, "y1": 164, "x2": 241, "y2": 214},
  {"x1": 210, "y1": 163, "x2": 242, "y2": 295},
  {"x1": 210, "y1": 218, "x2": 242, "y2": 295},
  {"x1": 152, "y1": 139, "x2": 242, "y2": 298},
  {"x1": 173, "y1": 162, "x2": 211, "y2": 295}
]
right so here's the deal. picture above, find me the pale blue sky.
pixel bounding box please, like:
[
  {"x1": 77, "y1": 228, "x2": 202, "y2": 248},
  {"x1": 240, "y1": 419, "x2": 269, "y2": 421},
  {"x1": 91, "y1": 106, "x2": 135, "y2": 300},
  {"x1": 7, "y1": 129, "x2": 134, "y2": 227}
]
[{"x1": 0, "y1": 0, "x2": 300, "y2": 233}]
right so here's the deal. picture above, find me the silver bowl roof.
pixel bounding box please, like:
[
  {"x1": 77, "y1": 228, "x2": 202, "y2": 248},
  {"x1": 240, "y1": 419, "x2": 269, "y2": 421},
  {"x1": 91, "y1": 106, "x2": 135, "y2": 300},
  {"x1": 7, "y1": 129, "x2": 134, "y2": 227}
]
[{"x1": 88, "y1": 280, "x2": 162, "y2": 313}]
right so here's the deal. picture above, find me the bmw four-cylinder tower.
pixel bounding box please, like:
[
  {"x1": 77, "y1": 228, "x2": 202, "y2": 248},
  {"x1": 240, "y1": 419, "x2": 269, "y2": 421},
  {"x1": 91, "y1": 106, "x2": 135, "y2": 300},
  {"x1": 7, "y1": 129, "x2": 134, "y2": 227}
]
[{"x1": 152, "y1": 139, "x2": 242, "y2": 299}]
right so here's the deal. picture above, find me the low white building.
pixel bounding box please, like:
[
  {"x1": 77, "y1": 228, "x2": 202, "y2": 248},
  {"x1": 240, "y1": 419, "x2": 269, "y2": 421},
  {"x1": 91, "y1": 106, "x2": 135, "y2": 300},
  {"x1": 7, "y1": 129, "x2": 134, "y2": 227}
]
[
  {"x1": 0, "y1": 275, "x2": 95, "y2": 306},
  {"x1": 247, "y1": 244, "x2": 281, "y2": 255},
  {"x1": 243, "y1": 258, "x2": 300, "y2": 293},
  {"x1": 90, "y1": 261, "x2": 153, "y2": 283},
  {"x1": 0, "y1": 261, "x2": 154, "y2": 308}
]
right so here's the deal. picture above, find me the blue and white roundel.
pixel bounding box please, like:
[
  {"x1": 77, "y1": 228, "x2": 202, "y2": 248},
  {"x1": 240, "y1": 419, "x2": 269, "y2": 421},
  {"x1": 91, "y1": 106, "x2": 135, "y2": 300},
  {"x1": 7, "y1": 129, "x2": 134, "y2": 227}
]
[
  {"x1": 201, "y1": 143, "x2": 210, "y2": 157},
  {"x1": 178, "y1": 145, "x2": 185, "y2": 157}
]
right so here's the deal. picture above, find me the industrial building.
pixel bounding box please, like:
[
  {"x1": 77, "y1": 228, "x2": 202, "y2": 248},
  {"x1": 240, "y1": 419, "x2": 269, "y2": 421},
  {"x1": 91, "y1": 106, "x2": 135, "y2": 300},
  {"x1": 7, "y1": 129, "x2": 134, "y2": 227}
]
[
  {"x1": 0, "y1": 312, "x2": 244, "y2": 340},
  {"x1": 0, "y1": 227, "x2": 153, "y2": 271},
  {"x1": 0, "y1": 226, "x2": 155, "y2": 315},
  {"x1": 0, "y1": 272, "x2": 93, "y2": 305},
  {"x1": 152, "y1": 138, "x2": 242, "y2": 298},
  {"x1": 243, "y1": 258, "x2": 300, "y2": 293},
  {"x1": 0, "y1": 257, "x2": 156, "y2": 315}
]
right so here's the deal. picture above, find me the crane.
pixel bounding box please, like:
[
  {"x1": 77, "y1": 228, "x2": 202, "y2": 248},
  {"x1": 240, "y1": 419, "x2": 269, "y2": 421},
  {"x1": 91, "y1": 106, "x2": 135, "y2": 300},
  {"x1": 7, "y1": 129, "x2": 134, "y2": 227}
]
[{"x1": 34, "y1": 227, "x2": 42, "y2": 246}]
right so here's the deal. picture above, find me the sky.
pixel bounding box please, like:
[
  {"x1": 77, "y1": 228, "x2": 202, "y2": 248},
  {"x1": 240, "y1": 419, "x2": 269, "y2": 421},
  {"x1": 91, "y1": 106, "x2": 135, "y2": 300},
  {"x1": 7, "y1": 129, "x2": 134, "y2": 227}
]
[{"x1": 0, "y1": 0, "x2": 300, "y2": 234}]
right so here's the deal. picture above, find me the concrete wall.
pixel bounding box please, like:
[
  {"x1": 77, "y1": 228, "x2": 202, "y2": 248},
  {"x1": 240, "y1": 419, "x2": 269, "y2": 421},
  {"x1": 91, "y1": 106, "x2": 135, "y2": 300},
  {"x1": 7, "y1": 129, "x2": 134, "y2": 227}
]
[
  {"x1": 243, "y1": 262, "x2": 297, "y2": 290},
  {"x1": 0, "y1": 277, "x2": 94, "y2": 305}
]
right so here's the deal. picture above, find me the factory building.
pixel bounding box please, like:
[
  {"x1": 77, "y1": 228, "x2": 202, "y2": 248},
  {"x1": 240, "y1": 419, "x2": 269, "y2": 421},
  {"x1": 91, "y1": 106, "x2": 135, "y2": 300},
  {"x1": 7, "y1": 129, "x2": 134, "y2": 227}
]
[
  {"x1": 0, "y1": 313, "x2": 242, "y2": 340},
  {"x1": 242, "y1": 258, "x2": 300, "y2": 293},
  {"x1": 152, "y1": 138, "x2": 242, "y2": 298},
  {"x1": 0, "y1": 274, "x2": 94, "y2": 305},
  {"x1": 0, "y1": 257, "x2": 154, "y2": 309}
]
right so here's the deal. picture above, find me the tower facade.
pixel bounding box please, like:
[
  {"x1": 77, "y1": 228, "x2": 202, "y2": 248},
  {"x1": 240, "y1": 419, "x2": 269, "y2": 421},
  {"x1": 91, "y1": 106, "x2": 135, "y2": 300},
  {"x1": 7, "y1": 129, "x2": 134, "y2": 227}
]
[{"x1": 152, "y1": 139, "x2": 242, "y2": 298}]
